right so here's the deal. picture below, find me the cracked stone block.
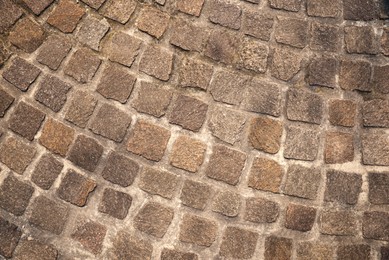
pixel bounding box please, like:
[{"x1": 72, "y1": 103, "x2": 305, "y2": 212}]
[
  {"x1": 161, "y1": 249, "x2": 198, "y2": 260},
  {"x1": 8, "y1": 101, "x2": 45, "y2": 141},
  {"x1": 98, "y1": 188, "x2": 132, "y2": 219},
  {"x1": 65, "y1": 91, "x2": 97, "y2": 128},
  {"x1": 238, "y1": 37, "x2": 268, "y2": 73},
  {"x1": 0, "y1": 217, "x2": 22, "y2": 258},
  {"x1": 28, "y1": 196, "x2": 69, "y2": 235},
  {"x1": 286, "y1": 88, "x2": 323, "y2": 125},
  {"x1": 283, "y1": 164, "x2": 321, "y2": 200},
  {"x1": 345, "y1": 26, "x2": 378, "y2": 55},
  {"x1": 2, "y1": 57, "x2": 41, "y2": 91},
  {"x1": 204, "y1": 29, "x2": 240, "y2": 65},
  {"x1": 362, "y1": 131, "x2": 389, "y2": 166},
  {"x1": 339, "y1": 59, "x2": 371, "y2": 91},
  {"x1": 362, "y1": 99, "x2": 389, "y2": 128},
  {"x1": 368, "y1": 172, "x2": 389, "y2": 205},
  {"x1": 71, "y1": 220, "x2": 106, "y2": 255},
  {"x1": 57, "y1": 169, "x2": 96, "y2": 207},
  {"x1": 180, "y1": 180, "x2": 211, "y2": 210},
  {"x1": 47, "y1": 0, "x2": 85, "y2": 33},
  {"x1": 269, "y1": 0, "x2": 301, "y2": 11},
  {"x1": 64, "y1": 48, "x2": 101, "y2": 83},
  {"x1": 319, "y1": 210, "x2": 358, "y2": 236},
  {"x1": 329, "y1": 99, "x2": 356, "y2": 127},
  {"x1": 324, "y1": 170, "x2": 362, "y2": 205},
  {"x1": 242, "y1": 11, "x2": 273, "y2": 41},
  {"x1": 0, "y1": 136, "x2": 36, "y2": 174},
  {"x1": 31, "y1": 153, "x2": 63, "y2": 190},
  {"x1": 0, "y1": 174, "x2": 34, "y2": 216},
  {"x1": 67, "y1": 135, "x2": 103, "y2": 172},
  {"x1": 325, "y1": 131, "x2": 354, "y2": 164},
  {"x1": 306, "y1": 0, "x2": 340, "y2": 17},
  {"x1": 372, "y1": 65, "x2": 389, "y2": 94},
  {"x1": 9, "y1": 18, "x2": 45, "y2": 53},
  {"x1": 244, "y1": 197, "x2": 280, "y2": 223},
  {"x1": 310, "y1": 22, "x2": 341, "y2": 52},
  {"x1": 76, "y1": 16, "x2": 110, "y2": 51},
  {"x1": 284, "y1": 204, "x2": 317, "y2": 232},
  {"x1": 249, "y1": 116, "x2": 282, "y2": 154},
  {"x1": 205, "y1": 145, "x2": 246, "y2": 186},
  {"x1": 170, "y1": 19, "x2": 209, "y2": 52},
  {"x1": 248, "y1": 157, "x2": 284, "y2": 193},
  {"x1": 101, "y1": 151, "x2": 139, "y2": 187},
  {"x1": 139, "y1": 45, "x2": 173, "y2": 81},
  {"x1": 127, "y1": 120, "x2": 170, "y2": 161},
  {"x1": 337, "y1": 245, "x2": 371, "y2": 260},
  {"x1": 170, "y1": 135, "x2": 206, "y2": 172},
  {"x1": 111, "y1": 232, "x2": 152, "y2": 259},
  {"x1": 80, "y1": 0, "x2": 105, "y2": 9},
  {"x1": 208, "y1": 0, "x2": 241, "y2": 30},
  {"x1": 363, "y1": 211, "x2": 389, "y2": 241},
  {"x1": 265, "y1": 236, "x2": 293, "y2": 260},
  {"x1": 0, "y1": 0, "x2": 23, "y2": 33},
  {"x1": 35, "y1": 75, "x2": 72, "y2": 112},
  {"x1": 0, "y1": 89, "x2": 14, "y2": 117},
  {"x1": 99, "y1": 0, "x2": 136, "y2": 24},
  {"x1": 307, "y1": 57, "x2": 337, "y2": 88},
  {"x1": 169, "y1": 95, "x2": 208, "y2": 132},
  {"x1": 220, "y1": 226, "x2": 258, "y2": 259},
  {"x1": 271, "y1": 46, "x2": 302, "y2": 81},
  {"x1": 179, "y1": 214, "x2": 218, "y2": 247},
  {"x1": 39, "y1": 118, "x2": 75, "y2": 157},
  {"x1": 212, "y1": 190, "x2": 241, "y2": 217},
  {"x1": 179, "y1": 58, "x2": 213, "y2": 90},
  {"x1": 134, "y1": 202, "x2": 174, "y2": 238},
  {"x1": 37, "y1": 35, "x2": 72, "y2": 70},
  {"x1": 137, "y1": 7, "x2": 170, "y2": 39},
  {"x1": 139, "y1": 167, "x2": 179, "y2": 199},
  {"x1": 275, "y1": 17, "x2": 308, "y2": 49},
  {"x1": 13, "y1": 239, "x2": 58, "y2": 260},
  {"x1": 108, "y1": 32, "x2": 142, "y2": 68},
  {"x1": 343, "y1": 0, "x2": 378, "y2": 21},
  {"x1": 177, "y1": 0, "x2": 204, "y2": 16},
  {"x1": 382, "y1": 28, "x2": 389, "y2": 56},
  {"x1": 297, "y1": 242, "x2": 334, "y2": 260}
]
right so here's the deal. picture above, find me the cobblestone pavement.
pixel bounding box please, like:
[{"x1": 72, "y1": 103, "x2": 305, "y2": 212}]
[{"x1": 0, "y1": 0, "x2": 389, "y2": 259}]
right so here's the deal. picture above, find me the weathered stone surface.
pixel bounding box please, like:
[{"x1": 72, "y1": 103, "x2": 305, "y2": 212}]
[
  {"x1": 220, "y1": 226, "x2": 258, "y2": 259},
  {"x1": 343, "y1": 0, "x2": 378, "y2": 21},
  {"x1": 382, "y1": 247, "x2": 389, "y2": 260},
  {"x1": 139, "y1": 45, "x2": 173, "y2": 81},
  {"x1": 176, "y1": 0, "x2": 204, "y2": 16},
  {"x1": 180, "y1": 180, "x2": 211, "y2": 210},
  {"x1": 275, "y1": 17, "x2": 308, "y2": 49},
  {"x1": 98, "y1": 188, "x2": 132, "y2": 219},
  {"x1": 65, "y1": 90, "x2": 97, "y2": 128},
  {"x1": 101, "y1": 152, "x2": 139, "y2": 187},
  {"x1": 139, "y1": 167, "x2": 179, "y2": 199},
  {"x1": 363, "y1": 211, "x2": 389, "y2": 241},
  {"x1": 9, "y1": 18, "x2": 45, "y2": 53},
  {"x1": 264, "y1": 236, "x2": 293, "y2": 260},
  {"x1": 337, "y1": 245, "x2": 371, "y2": 260},
  {"x1": 108, "y1": 32, "x2": 142, "y2": 68},
  {"x1": 372, "y1": 65, "x2": 389, "y2": 94},
  {"x1": 2, "y1": 57, "x2": 41, "y2": 91},
  {"x1": 111, "y1": 232, "x2": 152, "y2": 259},
  {"x1": 208, "y1": 0, "x2": 241, "y2": 30},
  {"x1": 67, "y1": 135, "x2": 103, "y2": 172},
  {"x1": 36, "y1": 35, "x2": 72, "y2": 70},
  {"x1": 20, "y1": 0, "x2": 54, "y2": 15},
  {"x1": 8, "y1": 101, "x2": 45, "y2": 141},
  {"x1": 81, "y1": 0, "x2": 105, "y2": 9},
  {"x1": 170, "y1": 136, "x2": 206, "y2": 172},
  {"x1": 179, "y1": 58, "x2": 213, "y2": 90},
  {"x1": 248, "y1": 157, "x2": 284, "y2": 193},
  {"x1": 0, "y1": 174, "x2": 34, "y2": 216},
  {"x1": 100, "y1": 0, "x2": 136, "y2": 24},
  {"x1": 0, "y1": 217, "x2": 22, "y2": 258},
  {"x1": 329, "y1": 99, "x2": 356, "y2": 127},
  {"x1": 362, "y1": 131, "x2": 389, "y2": 166},
  {"x1": 307, "y1": 57, "x2": 337, "y2": 88},
  {"x1": 269, "y1": 0, "x2": 301, "y2": 11},
  {"x1": 296, "y1": 242, "x2": 334, "y2": 260},
  {"x1": 244, "y1": 197, "x2": 279, "y2": 223},
  {"x1": 319, "y1": 210, "x2": 358, "y2": 236},
  {"x1": 243, "y1": 11, "x2": 273, "y2": 41},
  {"x1": 362, "y1": 99, "x2": 389, "y2": 128},
  {"x1": 345, "y1": 26, "x2": 378, "y2": 54},
  {"x1": 325, "y1": 131, "x2": 354, "y2": 164},
  {"x1": 39, "y1": 118, "x2": 75, "y2": 157},
  {"x1": 64, "y1": 48, "x2": 101, "y2": 83},
  {"x1": 306, "y1": 0, "x2": 340, "y2": 17},
  {"x1": 31, "y1": 154, "x2": 63, "y2": 190},
  {"x1": 382, "y1": 28, "x2": 389, "y2": 56},
  {"x1": 137, "y1": 7, "x2": 170, "y2": 39},
  {"x1": 35, "y1": 75, "x2": 72, "y2": 112},
  {"x1": 206, "y1": 145, "x2": 246, "y2": 185},
  {"x1": 127, "y1": 120, "x2": 170, "y2": 161},
  {"x1": 0, "y1": 0, "x2": 23, "y2": 33},
  {"x1": 29, "y1": 196, "x2": 69, "y2": 235},
  {"x1": 76, "y1": 16, "x2": 110, "y2": 51},
  {"x1": 284, "y1": 164, "x2": 321, "y2": 200},
  {"x1": 369, "y1": 172, "x2": 389, "y2": 205},
  {"x1": 47, "y1": 0, "x2": 85, "y2": 33},
  {"x1": 271, "y1": 46, "x2": 302, "y2": 81},
  {"x1": 71, "y1": 220, "x2": 106, "y2": 255},
  {"x1": 170, "y1": 19, "x2": 208, "y2": 52},
  {"x1": 310, "y1": 22, "x2": 341, "y2": 52},
  {"x1": 285, "y1": 204, "x2": 316, "y2": 232},
  {"x1": 13, "y1": 239, "x2": 57, "y2": 260},
  {"x1": 204, "y1": 29, "x2": 239, "y2": 64},
  {"x1": 179, "y1": 214, "x2": 218, "y2": 247},
  {"x1": 324, "y1": 170, "x2": 362, "y2": 205},
  {"x1": 339, "y1": 59, "x2": 371, "y2": 91},
  {"x1": 161, "y1": 248, "x2": 198, "y2": 260},
  {"x1": 0, "y1": 89, "x2": 13, "y2": 117},
  {"x1": 249, "y1": 116, "x2": 282, "y2": 154},
  {"x1": 238, "y1": 37, "x2": 269, "y2": 73},
  {"x1": 286, "y1": 88, "x2": 323, "y2": 125},
  {"x1": 134, "y1": 202, "x2": 174, "y2": 238},
  {"x1": 212, "y1": 191, "x2": 241, "y2": 217},
  {"x1": 0, "y1": 137, "x2": 36, "y2": 174}
]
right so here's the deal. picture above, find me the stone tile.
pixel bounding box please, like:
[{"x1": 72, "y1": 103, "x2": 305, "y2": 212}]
[
  {"x1": 110, "y1": 231, "x2": 152, "y2": 259},
  {"x1": 98, "y1": 188, "x2": 132, "y2": 219},
  {"x1": 170, "y1": 136, "x2": 206, "y2": 172},
  {"x1": 21, "y1": 0, "x2": 54, "y2": 15},
  {"x1": 204, "y1": 29, "x2": 240, "y2": 65},
  {"x1": 64, "y1": 48, "x2": 101, "y2": 83},
  {"x1": 67, "y1": 135, "x2": 103, "y2": 172},
  {"x1": 306, "y1": 0, "x2": 340, "y2": 17},
  {"x1": 169, "y1": 95, "x2": 208, "y2": 132},
  {"x1": 310, "y1": 22, "x2": 341, "y2": 52},
  {"x1": 248, "y1": 157, "x2": 284, "y2": 193},
  {"x1": 362, "y1": 131, "x2": 389, "y2": 166},
  {"x1": 345, "y1": 26, "x2": 378, "y2": 54},
  {"x1": 249, "y1": 116, "x2": 283, "y2": 154},
  {"x1": 372, "y1": 65, "x2": 389, "y2": 94},
  {"x1": 343, "y1": 0, "x2": 378, "y2": 21},
  {"x1": 307, "y1": 57, "x2": 337, "y2": 88},
  {"x1": 28, "y1": 196, "x2": 69, "y2": 235},
  {"x1": 2, "y1": 57, "x2": 41, "y2": 91},
  {"x1": 0, "y1": 39, "x2": 8, "y2": 66},
  {"x1": 161, "y1": 248, "x2": 198, "y2": 260},
  {"x1": 37, "y1": 35, "x2": 72, "y2": 70},
  {"x1": 325, "y1": 131, "x2": 354, "y2": 164},
  {"x1": 339, "y1": 59, "x2": 371, "y2": 91},
  {"x1": 0, "y1": 136, "x2": 36, "y2": 174},
  {"x1": 179, "y1": 58, "x2": 213, "y2": 90},
  {"x1": 0, "y1": 0, "x2": 23, "y2": 33},
  {"x1": 275, "y1": 17, "x2": 308, "y2": 49},
  {"x1": 13, "y1": 239, "x2": 58, "y2": 260},
  {"x1": 35, "y1": 75, "x2": 72, "y2": 112},
  {"x1": 138, "y1": 167, "x2": 179, "y2": 199},
  {"x1": 205, "y1": 145, "x2": 246, "y2": 186},
  {"x1": 107, "y1": 32, "x2": 142, "y2": 68},
  {"x1": 0, "y1": 89, "x2": 14, "y2": 117},
  {"x1": 134, "y1": 202, "x2": 174, "y2": 238},
  {"x1": 238, "y1": 37, "x2": 269, "y2": 73},
  {"x1": 212, "y1": 190, "x2": 241, "y2": 217},
  {"x1": 368, "y1": 172, "x2": 389, "y2": 205},
  {"x1": 242, "y1": 11, "x2": 273, "y2": 41},
  {"x1": 220, "y1": 226, "x2": 258, "y2": 259},
  {"x1": 319, "y1": 210, "x2": 358, "y2": 236},
  {"x1": 47, "y1": 0, "x2": 85, "y2": 33},
  {"x1": 264, "y1": 236, "x2": 293, "y2": 260},
  {"x1": 71, "y1": 220, "x2": 106, "y2": 255},
  {"x1": 363, "y1": 211, "x2": 389, "y2": 241},
  {"x1": 362, "y1": 99, "x2": 389, "y2": 128},
  {"x1": 337, "y1": 245, "x2": 371, "y2": 260},
  {"x1": 170, "y1": 19, "x2": 209, "y2": 52},
  {"x1": 324, "y1": 170, "x2": 362, "y2": 205},
  {"x1": 180, "y1": 180, "x2": 211, "y2": 210},
  {"x1": 65, "y1": 90, "x2": 97, "y2": 128},
  {"x1": 80, "y1": 0, "x2": 106, "y2": 9},
  {"x1": 296, "y1": 242, "x2": 334, "y2": 260},
  {"x1": 286, "y1": 88, "x2": 323, "y2": 125},
  {"x1": 285, "y1": 204, "x2": 316, "y2": 232},
  {"x1": 139, "y1": 45, "x2": 173, "y2": 81},
  {"x1": 0, "y1": 217, "x2": 22, "y2": 258},
  {"x1": 208, "y1": 0, "x2": 241, "y2": 30},
  {"x1": 39, "y1": 118, "x2": 75, "y2": 157},
  {"x1": 99, "y1": 0, "x2": 136, "y2": 24},
  {"x1": 0, "y1": 174, "x2": 34, "y2": 216},
  {"x1": 127, "y1": 120, "x2": 170, "y2": 161},
  {"x1": 269, "y1": 0, "x2": 301, "y2": 11},
  {"x1": 101, "y1": 152, "x2": 139, "y2": 187},
  {"x1": 137, "y1": 7, "x2": 170, "y2": 39},
  {"x1": 244, "y1": 197, "x2": 280, "y2": 223},
  {"x1": 271, "y1": 46, "x2": 302, "y2": 81},
  {"x1": 57, "y1": 169, "x2": 96, "y2": 207},
  {"x1": 283, "y1": 164, "x2": 321, "y2": 200},
  {"x1": 179, "y1": 214, "x2": 218, "y2": 247},
  {"x1": 177, "y1": 0, "x2": 204, "y2": 16},
  {"x1": 328, "y1": 99, "x2": 356, "y2": 127},
  {"x1": 8, "y1": 101, "x2": 45, "y2": 141},
  {"x1": 76, "y1": 16, "x2": 110, "y2": 51},
  {"x1": 9, "y1": 18, "x2": 45, "y2": 53},
  {"x1": 382, "y1": 28, "x2": 389, "y2": 56},
  {"x1": 31, "y1": 153, "x2": 63, "y2": 190}
]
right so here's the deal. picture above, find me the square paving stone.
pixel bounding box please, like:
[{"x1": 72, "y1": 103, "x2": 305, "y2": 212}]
[
  {"x1": 275, "y1": 17, "x2": 308, "y2": 49},
  {"x1": 219, "y1": 226, "x2": 258, "y2": 259},
  {"x1": 180, "y1": 179, "x2": 211, "y2": 210},
  {"x1": 36, "y1": 35, "x2": 72, "y2": 70},
  {"x1": 264, "y1": 236, "x2": 293, "y2": 260},
  {"x1": 179, "y1": 58, "x2": 213, "y2": 90},
  {"x1": 310, "y1": 22, "x2": 342, "y2": 52},
  {"x1": 339, "y1": 59, "x2": 372, "y2": 91},
  {"x1": 271, "y1": 46, "x2": 302, "y2": 81},
  {"x1": 238, "y1": 37, "x2": 269, "y2": 73},
  {"x1": 205, "y1": 145, "x2": 246, "y2": 186},
  {"x1": 71, "y1": 220, "x2": 106, "y2": 255},
  {"x1": 345, "y1": 26, "x2": 378, "y2": 55},
  {"x1": 0, "y1": 89, "x2": 14, "y2": 117},
  {"x1": 31, "y1": 153, "x2": 63, "y2": 190},
  {"x1": 362, "y1": 131, "x2": 389, "y2": 166},
  {"x1": 9, "y1": 18, "x2": 45, "y2": 53},
  {"x1": 362, "y1": 99, "x2": 389, "y2": 128},
  {"x1": 284, "y1": 204, "x2": 317, "y2": 232},
  {"x1": 176, "y1": 0, "x2": 204, "y2": 16},
  {"x1": 372, "y1": 65, "x2": 389, "y2": 94},
  {"x1": 170, "y1": 19, "x2": 209, "y2": 52},
  {"x1": 28, "y1": 195, "x2": 69, "y2": 235},
  {"x1": 13, "y1": 239, "x2": 58, "y2": 260},
  {"x1": 21, "y1": 0, "x2": 54, "y2": 15},
  {"x1": 208, "y1": 0, "x2": 241, "y2": 30},
  {"x1": 368, "y1": 172, "x2": 389, "y2": 205},
  {"x1": 324, "y1": 170, "x2": 362, "y2": 205},
  {"x1": 337, "y1": 245, "x2": 371, "y2": 260},
  {"x1": 325, "y1": 131, "x2": 354, "y2": 164},
  {"x1": 99, "y1": 0, "x2": 137, "y2": 24},
  {"x1": 138, "y1": 167, "x2": 179, "y2": 199},
  {"x1": 248, "y1": 157, "x2": 284, "y2": 193},
  {"x1": 296, "y1": 242, "x2": 334, "y2": 260},
  {"x1": 0, "y1": 174, "x2": 34, "y2": 216},
  {"x1": 98, "y1": 188, "x2": 132, "y2": 219},
  {"x1": 0, "y1": 136, "x2": 36, "y2": 174},
  {"x1": 161, "y1": 249, "x2": 198, "y2": 260},
  {"x1": 107, "y1": 32, "x2": 142, "y2": 68},
  {"x1": 204, "y1": 29, "x2": 240, "y2": 65},
  {"x1": 0, "y1": 0, "x2": 23, "y2": 34},
  {"x1": 242, "y1": 11, "x2": 274, "y2": 41},
  {"x1": 179, "y1": 214, "x2": 218, "y2": 247},
  {"x1": 306, "y1": 0, "x2": 340, "y2": 17},
  {"x1": 8, "y1": 101, "x2": 45, "y2": 141},
  {"x1": 249, "y1": 116, "x2": 283, "y2": 154},
  {"x1": 35, "y1": 75, "x2": 72, "y2": 112},
  {"x1": 363, "y1": 211, "x2": 389, "y2": 241},
  {"x1": 307, "y1": 57, "x2": 337, "y2": 88},
  {"x1": 244, "y1": 197, "x2": 280, "y2": 223},
  {"x1": 76, "y1": 15, "x2": 110, "y2": 51},
  {"x1": 136, "y1": 6, "x2": 170, "y2": 39},
  {"x1": 286, "y1": 88, "x2": 323, "y2": 125},
  {"x1": 343, "y1": 0, "x2": 378, "y2": 21},
  {"x1": 329, "y1": 99, "x2": 356, "y2": 127},
  {"x1": 110, "y1": 231, "x2": 152, "y2": 259},
  {"x1": 0, "y1": 217, "x2": 22, "y2": 258},
  {"x1": 67, "y1": 135, "x2": 103, "y2": 172},
  {"x1": 139, "y1": 45, "x2": 173, "y2": 81},
  {"x1": 283, "y1": 164, "x2": 321, "y2": 200},
  {"x1": 47, "y1": 0, "x2": 85, "y2": 33},
  {"x1": 101, "y1": 151, "x2": 139, "y2": 187},
  {"x1": 2, "y1": 57, "x2": 41, "y2": 91},
  {"x1": 64, "y1": 48, "x2": 102, "y2": 83},
  {"x1": 170, "y1": 135, "x2": 206, "y2": 173},
  {"x1": 65, "y1": 90, "x2": 97, "y2": 128},
  {"x1": 319, "y1": 210, "x2": 358, "y2": 236},
  {"x1": 212, "y1": 190, "x2": 241, "y2": 217},
  {"x1": 269, "y1": 0, "x2": 301, "y2": 11}
]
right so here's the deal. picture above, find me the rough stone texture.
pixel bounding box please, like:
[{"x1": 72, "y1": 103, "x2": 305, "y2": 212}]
[
  {"x1": 139, "y1": 45, "x2": 173, "y2": 81},
  {"x1": 361, "y1": 131, "x2": 389, "y2": 166},
  {"x1": 179, "y1": 58, "x2": 213, "y2": 90},
  {"x1": 170, "y1": 135, "x2": 206, "y2": 172},
  {"x1": 2, "y1": 57, "x2": 41, "y2": 91},
  {"x1": 242, "y1": 11, "x2": 273, "y2": 41},
  {"x1": 248, "y1": 157, "x2": 284, "y2": 193},
  {"x1": 108, "y1": 32, "x2": 142, "y2": 68},
  {"x1": 204, "y1": 29, "x2": 240, "y2": 65},
  {"x1": 275, "y1": 17, "x2": 308, "y2": 49},
  {"x1": 382, "y1": 28, "x2": 389, "y2": 56},
  {"x1": 0, "y1": 89, "x2": 14, "y2": 117},
  {"x1": 286, "y1": 88, "x2": 323, "y2": 125},
  {"x1": 0, "y1": 136, "x2": 36, "y2": 174},
  {"x1": 238, "y1": 37, "x2": 269, "y2": 73},
  {"x1": 345, "y1": 26, "x2": 378, "y2": 55},
  {"x1": 363, "y1": 211, "x2": 389, "y2": 241},
  {"x1": 368, "y1": 172, "x2": 389, "y2": 205},
  {"x1": 307, "y1": 57, "x2": 337, "y2": 88},
  {"x1": 179, "y1": 214, "x2": 218, "y2": 247},
  {"x1": 160, "y1": 249, "x2": 198, "y2": 260},
  {"x1": 319, "y1": 210, "x2": 358, "y2": 236},
  {"x1": 138, "y1": 167, "x2": 179, "y2": 199},
  {"x1": 328, "y1": 99, "x2": 356, "y2": 127},
  {"x1": 81, "y1": 0, "x2": 105, "y2": 9},
  {"x1": 284, "y1": 204, "x2": 317, "y2": 232},
  {"x1": 244, "y1": 197, "x2": 279, "y2": 223},
  {"x1": 9, "y1": 18, "x2": 45, "y2": 53},
  {"x1": 244, "y1": 80, "x2": 281, "y2": 117},
  {"x1": 337, "y1": 245, "x2": 371, "y2": 260},
  {"x1": 310, "y1": 22, "x2": 341, "y2": 52},
  {"x1": 37, "y1": 35, "x2": 72, "y2": 70},
  {"x1": 101, "y1": 152, "x2": 139, "y2": 187},
  {"x1": 219, "y1": 226, "x2": 258, "y2": 259},
  {"x1": 180, "y1": 180, "x2": 211, "y2": 210},
  {"x1": 212, "y1": 190, "x2": 241, "y2": 217},
  {"x1": 170, "y1": 19, "x2": 208, "y2": 52},
  {"x1": 0, "y1": 0, "x2": 23, "y2": 34},
  {"x1": 343, "y1": 0, "x2": 378, "y2": 21},
  {"x1": 65, "y1": 91, "x2": 97, "y2": 128},
  {"x1": 249, "y1": 116, "x2": 282, "y2": 154},
  {"x1": 205, "y1": 145, "x2": 246, "y2": 185},
  {"x1": 137, "y1": 7, "x2": 170, "y2": 39},
  {"x1": 177, "y1": 0, "x2": 204, "y2": 16},
  {"x1": 31, "y1": 154, "x2": 63, "y2": 190},
  {"x1": 64, "y1": 48, "x2": 101, "y2": 83},
  {"x1": 76, "y1": 16, "x2": 110, "y2": 51},
  {"x1": 264, "y1": 236, "x2": 293, "y2": 260},
  {"x1": 99, "y1": 0, "x2": 137, "y2": 24},
  {"x1": 67, "y1": 135, "x2": 103, "y2": 172},
  {"x1": 382, "y1": 247, "x2": 389, "y2": 260},
  {"x1": 35, "y1": 75, "x2": 72, "y2": 112},
  {"x1": 13, "y1": 239, "x2": 58, "y2": 260},
  {"x1": 296, "y1": 242, "x2": 334, "y2": 260},
  {"x1": 284, "y1": 164, "x2": 321, "y2": 200},
  {"x1": 324, "y1": 131, "x2": 354, "y2": 164},
  {"x1": 71, "y1": 220, "x2": 106, "y2": 255},
  {"x1": 324, "y1": 170, "x2": 362, "y2": 205},
  {"x1": 271, "y1": 46, "x2": 302, "y2": 81},
  {"x1": 110, "y1": 231, "x2": 152, "y2": 259},
  {"x1": 372, "y1": 65, "x2": 389, "y2": 94},
  {"x1": 47, "y1": 0, "x2": 85, "y2": 33},
  {"x1": 284, "y1": 125, "x2": 320, "y2": 161},
  {"x1": 208, "y1": 0, "x2": 241, "y2": 30},
  {"x1": 362, "y1": 99, "x2": 389, "y2": 128},
  {"x1": 306, "y1": 0, "x2": 340, "y2": 17},
  {"x1": 269, "y1": 0, "x2": 301, "y2": 12},
  {"x1": 339, "y1": 59, "x2": 371, "y2": 91},
  {"x1": 98, "y1": 188, "x2": 132, "y2": 219},
  {"x1": 0, "y1": 217, "x2": 22, "y2": 258}
]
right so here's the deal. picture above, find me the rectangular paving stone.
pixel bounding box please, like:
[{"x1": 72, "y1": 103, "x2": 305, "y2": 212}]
[
  {"x1": 0, "y1": 88, "x2": 14, "y2": 117},
  {"x1": 372, "y1": 65, "x2": 389, "y2": 94},
  {"x1": 65, "y1": 90, "x2": 97, "y2": 128},
  {"x1": 9, "y1": 18, "x2": 45, "y2": 53},
  {"x1": 248, "y1": 157, "x2": 284, "y2": 193},
  {"x1": 176, "y1": 0, "x2": 204, "y2": 16},
  {"x1": 362, "y1": 131, "x2": 389, "y2": 166},
  {"x1": 98, "y1": 188, "x2": 132, "y2": 219},
  {"x1": 101, "y1": 151, "x2": 139, "y2": 187},
  {"x1": 107, "y1": 32, "x2": 142, "y2": 68},
  {"x1": 80, "y1": 0, "x2": 106, "y2": 9},
  {"x1": 249, "y1": 116, "x2": 283, "y2": 154},
  {"x1": 21, "y1": 0, "x2": 54, "y2": 15},
  {"x1": 329, "y1": 99, "x2": 356, "y2": 127},
  {"x1": 244, "y1": 197, "x2": 280, "y2": 223},
  {"x1": 35, "y1": 75, "x2": 72, "y2": 112},
  {"x1": 337, "y1": 245, "x2": 371, "y2": 260},
  {"x1": 204, "y1": 29, "x2": 239, "y2": 65},
  {"x1": 212, "y1": 190, "x2": 241, "y2": 217},
  {"x1": 0, "y1": 217, "x2": 22, "y2": 258},
  {"x1": 136, "y1": 6, "x2": 170, "y2": 39},
  {"x1": 180, "y1": 179, "x2": 211, "y2": 210},
  {"x1": 339, "y1": 59, "x2": 372, "y2": 91},
  {"x1": 269, "y1": 0, "x2": 301, "y2": 11},
  {"x1": 71, "y1": 220, "x2": 106, "y2": 255},
  {"x1": 296, "y1": 242, "x2": 334, "y2": 260},
  {"x1": 382, "y1": 28, "x2": 389, "y2": 56},
  {"x1": 64, "y1": 48, "x2": 102, "y2": 84},
  {"x1": 138, "y1": 167, "x2": 179, "y2": 199},
  {"x1": 319, "y1": 210, "x2": 358, "y2": 236},
  {"x1": 324, "y1": 131, "x2": 354, "y2": 164},
  {"x1": 111, "y1": 231, "x2": 152, "y2": 259},
  {"x1": 271, "y1": 46, "x2": 302, "y2": 81},
  {"x1": 264, "y1": 236, "x2": 293, "y2": 260},
  {"x1": 47, "y1": 0, "x2": 85, "y2": 33},
  {"x1": 242, "y1": 11, "x2": 273, "y2": 41},
  {"x1": 36, "y1": 35, "x2": 72, "y2": 70},
  {"x1": 307, "y1": 57, "x2": 337, "y2": 88},
  {"x1": 363, "y1": 211, "x2": 389, "y2": 241},
  {"x1": 2, "y1": 57, "x2": 41, "y2": 91},
  {"x1": 345, "y1": 26, "x2": 378, "y2": 54},
  {"x1": 368, "y1": 172, "x2": 389, "y2": 205},
  {"x1": 179, "y1": 58, "x2": 213, "y2": 90},
  {"x1": 219, "y1": 226, "x2": 258, "y2": 259},
  {"x1": 310, "y1": 22, "x2": 341, "y2": 52},
  {"x1": 283, "y1": 164, "x2": 321, "y2": 200},
  {"x1": 179, "y1": 214, "x2": 218, "y2": 247},
  {"x1": 161, "y1": 249, "x2": 198, "y2": 260},
  {"x1": 286, "y1": 88, "x2": 323, "y2": 125},
  {"x1": 13, "y1": 239, "x2": 58, "y2": 260},
  {"x1": 275, "y1": 17, "x2": 308, "y2": 48},
  {"x1": 343, "y1": 0, "x2": 378, "y2": 21},
  {"x1": 284, "y1": 125, "x2": 320, "y2": 161},
  {"x1": 284, "y1": 204, "x2": 316, "y2": 232},
  {"x1": 170, "y1": 19, "x2": 208, "y2": 52},
  {"x1": 238, "y1": 37, "x2": 269, "y2": 73},
  {"x1": 76, "y1": 15, "x2": 110, "y2": 51},
  {"x1": 0, "y1": 136, "x2": 36, "y2": 174},
  {"x1": 362, "y1": 99, "x2": 389, "y2": 128},
  {"x1": 99, "y1": 0, "x2": 136, "y2": 24},
  {"x1": 324, "y1": 170, "x2": 362, "y2": 205},
  {"x1": 208, "y1": 0, "x2": 241, "y2": 30},
  {"x1": 67, "y1": 135, "x2": 103, "y2": 172},
  {"x1": 0, "y1": 0, "x2": 23, "y2": 34},
  {"x1": 170, "y1": 135, "x2": 206, "y2": 173},
  {"x1": 31, "y1": 153, "x2": 63, "y2": 190},
  {"x1": 306, "y1": 0, "x2": 340, "y2": 17},
  {"x1": 139, "y1": 45, "x2": 173, "y2": 81}
]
